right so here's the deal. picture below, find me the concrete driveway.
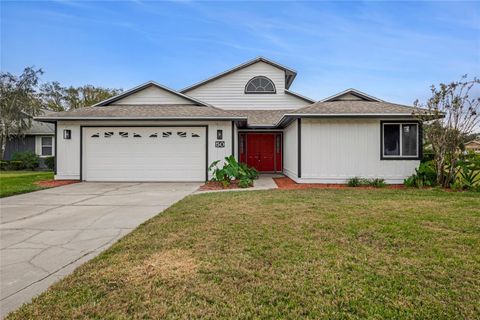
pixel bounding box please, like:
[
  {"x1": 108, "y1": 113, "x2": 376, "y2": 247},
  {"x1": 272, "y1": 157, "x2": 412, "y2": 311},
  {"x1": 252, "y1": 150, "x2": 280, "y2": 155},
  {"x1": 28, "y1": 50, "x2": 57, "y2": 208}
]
[{"x1": 0, "y1": 182, "x2": 200, "y2": 317}]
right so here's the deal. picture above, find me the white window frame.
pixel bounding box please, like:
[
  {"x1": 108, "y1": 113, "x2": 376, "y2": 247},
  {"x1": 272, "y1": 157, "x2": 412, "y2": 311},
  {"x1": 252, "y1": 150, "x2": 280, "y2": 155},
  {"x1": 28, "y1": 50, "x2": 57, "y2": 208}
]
[
  {"x1": 37, "y1": 135, "x2": 54, "y2": 157},
  {"x1": 382, "y1": 122, "x2": 419, "y2": 159}
]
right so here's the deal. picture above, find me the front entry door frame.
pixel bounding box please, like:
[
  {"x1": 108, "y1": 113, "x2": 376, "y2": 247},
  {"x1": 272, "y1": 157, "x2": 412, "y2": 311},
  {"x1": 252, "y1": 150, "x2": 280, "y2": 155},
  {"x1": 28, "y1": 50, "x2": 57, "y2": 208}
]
[{"x1": 238, "y1": 131, "x2": 283, "y2": 173}]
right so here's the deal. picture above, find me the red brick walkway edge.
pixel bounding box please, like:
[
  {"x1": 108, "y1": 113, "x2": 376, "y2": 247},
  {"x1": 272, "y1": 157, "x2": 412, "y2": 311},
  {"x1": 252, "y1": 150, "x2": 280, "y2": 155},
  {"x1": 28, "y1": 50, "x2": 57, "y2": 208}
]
[
  {"x1": 35, "y1": 180, "x2": 80, "y2": 188},
  {"x1": 273, "y1": 177, "x2": 405, "y2": 190}
]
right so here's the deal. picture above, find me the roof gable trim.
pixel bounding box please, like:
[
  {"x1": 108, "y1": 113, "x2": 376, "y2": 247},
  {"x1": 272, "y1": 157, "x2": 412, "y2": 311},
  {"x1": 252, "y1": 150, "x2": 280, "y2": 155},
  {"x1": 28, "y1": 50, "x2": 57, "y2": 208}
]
[
  {"x1": 93, "y1": 81, "x2": 209, "y2": 107},
  {"x1": 180, "y1": 56, "x2": 297, "y2": 93},
  {"x1": 321, "y1": 88, "x2": 383, "y2": 102},
  {"x1": 284, "y1": 89, "x2": 316, "y2": 103}
]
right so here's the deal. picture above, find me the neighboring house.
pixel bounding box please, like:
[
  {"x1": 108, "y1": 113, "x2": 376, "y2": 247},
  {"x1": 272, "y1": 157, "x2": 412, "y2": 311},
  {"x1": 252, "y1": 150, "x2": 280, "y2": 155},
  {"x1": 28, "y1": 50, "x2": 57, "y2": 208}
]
[
  {"x1": 3, "y1": 110, "x2": 55, "y2": 168},
  {"x1": 37, "y1": 57, "x2": 424, "y2": 184},
  {"x1": 465, "y1": 139, "x2": 480, "y2": 153}
]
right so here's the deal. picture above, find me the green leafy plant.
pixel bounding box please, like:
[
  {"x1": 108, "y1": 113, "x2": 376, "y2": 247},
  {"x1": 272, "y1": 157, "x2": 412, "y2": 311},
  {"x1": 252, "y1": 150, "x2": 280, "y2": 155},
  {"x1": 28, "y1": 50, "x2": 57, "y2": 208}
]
[
  {"x1": 369, "y1": 178, "x2": 386, "y2": 188},
  {"x1": 12, "y1": 152, "x2": 40, "y2": 170},
  {"x1": 347, "y1": 177, "x2": 385, "y2": 188},
  {"x1": 44, "y1": 156, "x2": 55, "y2": 171},
  {"x1": 208, "y1": 155, "x2": 258, "y2": 188},
  {"x1": 453, "y1": 151, "x2": 480, "y2": 191},
  {"x1": 347, "y1": 177, "x2": 361, "y2": 187},
  {"x1": 404, "y1": 161, "x2": 437, "y2": 188}
]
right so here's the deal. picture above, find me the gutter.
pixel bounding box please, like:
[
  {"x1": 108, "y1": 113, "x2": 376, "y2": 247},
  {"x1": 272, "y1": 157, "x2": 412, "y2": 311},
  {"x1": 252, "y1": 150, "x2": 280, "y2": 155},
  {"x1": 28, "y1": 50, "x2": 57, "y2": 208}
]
[{"x1": 34, "y1": 116, "x2": 249, "y2": 121}]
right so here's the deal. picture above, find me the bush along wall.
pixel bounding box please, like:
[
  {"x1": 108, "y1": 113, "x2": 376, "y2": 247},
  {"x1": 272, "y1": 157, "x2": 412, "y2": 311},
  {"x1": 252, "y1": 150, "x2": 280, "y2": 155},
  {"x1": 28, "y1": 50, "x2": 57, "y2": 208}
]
[
  {"x1": 9, "y1": 152, "x2": 40, "y2": 170},
  {"x1": 404, "y1": 152, "x2": 480, "y2": 191}
]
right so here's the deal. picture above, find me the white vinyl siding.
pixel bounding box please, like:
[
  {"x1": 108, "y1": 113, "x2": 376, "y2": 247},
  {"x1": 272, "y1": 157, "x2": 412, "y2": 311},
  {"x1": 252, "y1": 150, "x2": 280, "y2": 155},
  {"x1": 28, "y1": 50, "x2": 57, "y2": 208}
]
[
  {"x1": 283, "y1": 120, "x2": 298, "y2": 178},
  {"x1": 55, "y1": 120, "x2": 233, "y2": 181},
  {"x1": 300, "y1": 118, "x2": 419, "y2": 184},
  {"x1": 113, "y1": 86, "x2": 195, "y2": 105},
  {"x1": 185, "y1": 61, "x2": 309, "y2": 110}
]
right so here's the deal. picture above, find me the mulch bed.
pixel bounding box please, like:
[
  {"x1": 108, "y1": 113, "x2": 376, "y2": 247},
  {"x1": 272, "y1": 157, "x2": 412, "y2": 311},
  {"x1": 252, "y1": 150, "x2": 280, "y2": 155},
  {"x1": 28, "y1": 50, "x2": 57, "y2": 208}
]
[
  {"x1": 199, "y1": 180, "x2": 249, "y2": 191},
  {"x1": 35, "y1": 180, "x2": 80, "y2": 188},
  {"x1": 274, "y1": 177, "x2": 405, "y2": 190}
]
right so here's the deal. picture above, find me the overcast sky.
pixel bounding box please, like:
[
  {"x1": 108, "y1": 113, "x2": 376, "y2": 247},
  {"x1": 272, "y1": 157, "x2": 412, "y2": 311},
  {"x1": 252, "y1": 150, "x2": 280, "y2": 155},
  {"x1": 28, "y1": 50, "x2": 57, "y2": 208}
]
[{"x1": 2, "y1": 0, "x2": 479, "y2": 105}]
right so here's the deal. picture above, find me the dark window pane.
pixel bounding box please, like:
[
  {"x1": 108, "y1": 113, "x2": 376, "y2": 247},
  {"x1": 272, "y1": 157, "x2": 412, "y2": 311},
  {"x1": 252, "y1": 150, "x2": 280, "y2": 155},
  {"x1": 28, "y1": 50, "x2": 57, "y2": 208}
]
[
  {"x1": 42, "y1": 137, "x2": 52, "y2": 146},
  {"x1": 402, "y1": 124, "x2": 418, "y2": 156},
  {"x1": 245, "y1": 77, "x2": 275, "y2": 93},
  {"x1": 42, "y1": 146, "x2": 52, "y2": 156},
  {"x1": 246, "y1": 82, "x2": 256, "y2": 92},
  {"x1": 384, "y1": 124, "x2": 400, "y2": 156}
]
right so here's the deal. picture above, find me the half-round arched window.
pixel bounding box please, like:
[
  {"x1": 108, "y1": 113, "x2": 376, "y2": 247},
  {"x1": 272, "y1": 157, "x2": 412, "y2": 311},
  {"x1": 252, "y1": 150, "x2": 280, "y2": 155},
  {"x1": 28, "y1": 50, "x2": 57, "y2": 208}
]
[{"x1": 245, "y1": 76, "x2": 276, "y2": 94}]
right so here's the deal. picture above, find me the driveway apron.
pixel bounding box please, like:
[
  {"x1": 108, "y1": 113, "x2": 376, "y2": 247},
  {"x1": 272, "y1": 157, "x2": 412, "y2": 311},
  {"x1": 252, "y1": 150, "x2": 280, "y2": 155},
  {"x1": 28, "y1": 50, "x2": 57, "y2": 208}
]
[{"x1": 0, "y1": 182, "x2": 200, "y2": 318}]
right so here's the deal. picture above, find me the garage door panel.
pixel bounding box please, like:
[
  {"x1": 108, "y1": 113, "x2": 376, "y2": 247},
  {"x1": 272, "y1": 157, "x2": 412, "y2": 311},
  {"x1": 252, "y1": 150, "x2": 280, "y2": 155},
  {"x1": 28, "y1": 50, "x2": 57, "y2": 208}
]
[{"x1": 83, "y1": 127, "x2": 206, "y2": 181}]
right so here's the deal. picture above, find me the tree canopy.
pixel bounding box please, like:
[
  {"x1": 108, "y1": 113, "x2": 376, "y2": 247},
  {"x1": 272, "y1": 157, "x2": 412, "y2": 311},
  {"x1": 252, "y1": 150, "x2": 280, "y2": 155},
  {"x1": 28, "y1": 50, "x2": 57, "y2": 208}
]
[
  {"x1": 0, "y1": 67, "x2": 44, "y2": 158},
  {"x1": 40, "y1": 82, "x2": 122, "y2": 111},
  {"x1": 0, "y1": 66, "x2": 122, "y2": 158}
]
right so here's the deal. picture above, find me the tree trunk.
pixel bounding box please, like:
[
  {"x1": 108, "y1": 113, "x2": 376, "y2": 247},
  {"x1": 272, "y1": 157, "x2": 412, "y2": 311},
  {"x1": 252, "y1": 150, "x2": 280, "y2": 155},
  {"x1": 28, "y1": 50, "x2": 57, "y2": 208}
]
[
  {"x1": 0, "y1": 133, "x2": 6, "y2": 160},
  {"x1": 435, "y1": 156, "x2": 444, "y2": 187}
]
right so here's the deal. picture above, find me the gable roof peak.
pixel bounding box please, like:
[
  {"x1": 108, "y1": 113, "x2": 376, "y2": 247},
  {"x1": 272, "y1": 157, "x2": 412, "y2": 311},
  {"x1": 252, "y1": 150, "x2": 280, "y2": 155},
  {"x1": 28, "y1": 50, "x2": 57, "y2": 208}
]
[
  {"x1": 93, "y1": 81, "x2": 209, "y2": 107},
  {"x1": 321, "y1": 88, "x2": 384, "y2": 102},
  {"x1": 181, "y1": 56, "x2": 298, "y2": 93}
]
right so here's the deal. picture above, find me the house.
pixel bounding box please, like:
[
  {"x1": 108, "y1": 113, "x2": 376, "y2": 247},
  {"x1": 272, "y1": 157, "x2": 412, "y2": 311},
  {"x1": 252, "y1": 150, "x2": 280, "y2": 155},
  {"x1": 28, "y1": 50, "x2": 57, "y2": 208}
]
[
  {"x1": 36, "y1": 57, "x2": 423, "y2": 184},
  {"x1": 465, "y1": 139, "x2": 480, "y2": 153},
  {"x1": 3, "y1": 110, "x2": 55, "y2": 168}
]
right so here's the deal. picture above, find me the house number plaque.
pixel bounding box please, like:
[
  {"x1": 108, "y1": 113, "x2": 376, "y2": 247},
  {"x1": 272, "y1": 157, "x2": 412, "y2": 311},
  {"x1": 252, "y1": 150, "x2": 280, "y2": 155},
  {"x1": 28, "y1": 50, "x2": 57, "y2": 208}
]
[{"x1": 215, "y1": 141, "x2": 225, "y2": 148}]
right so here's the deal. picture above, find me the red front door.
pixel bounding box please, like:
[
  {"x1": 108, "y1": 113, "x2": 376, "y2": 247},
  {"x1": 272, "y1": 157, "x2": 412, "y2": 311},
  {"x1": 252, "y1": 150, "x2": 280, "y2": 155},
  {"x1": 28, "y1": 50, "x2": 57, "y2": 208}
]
[{"x1": 239, "y1": 133, "x2": 282, "y2": 172}]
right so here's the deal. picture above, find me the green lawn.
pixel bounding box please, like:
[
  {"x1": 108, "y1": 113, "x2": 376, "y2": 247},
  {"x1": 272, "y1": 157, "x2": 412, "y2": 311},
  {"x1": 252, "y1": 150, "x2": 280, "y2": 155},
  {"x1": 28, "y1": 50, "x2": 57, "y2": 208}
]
[
  {"x1": 7, "y1": 189, "x2": 480, "y2": 319},
  {"x1": 0, "y1": 171, "x2": 54, "y2": 198}
]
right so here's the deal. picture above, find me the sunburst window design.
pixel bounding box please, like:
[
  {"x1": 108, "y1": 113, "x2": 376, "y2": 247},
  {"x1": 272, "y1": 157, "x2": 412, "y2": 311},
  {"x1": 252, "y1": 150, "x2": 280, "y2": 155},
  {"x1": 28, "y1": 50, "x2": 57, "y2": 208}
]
[{"x1": 245, "y1": 76, "x2": 276, "y2": 94}]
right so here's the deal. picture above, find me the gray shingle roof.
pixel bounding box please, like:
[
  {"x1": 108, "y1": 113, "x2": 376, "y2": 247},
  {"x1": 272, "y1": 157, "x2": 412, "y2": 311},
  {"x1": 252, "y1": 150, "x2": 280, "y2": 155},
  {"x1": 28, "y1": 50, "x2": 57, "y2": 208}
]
[
  {"x1": 35, "y1": 101, "x2": 425, "y2": 128},
  {"x1": 27, "y1": 120, "x2": 54, "y2": 134},
  {"x1": 230, "y1": 109, "x2": 294, "y2": 126},
  {"x1": 288, "y1": 100, "x2": 416, "y2": 115},
  {"x1": 36, "y1": 105, "x2": 246, "y2": 120}
]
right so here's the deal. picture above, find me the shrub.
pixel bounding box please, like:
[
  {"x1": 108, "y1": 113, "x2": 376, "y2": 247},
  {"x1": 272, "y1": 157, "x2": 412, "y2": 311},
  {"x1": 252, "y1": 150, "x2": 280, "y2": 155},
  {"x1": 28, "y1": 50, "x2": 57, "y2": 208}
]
[
  {"x1": 347, "y1": 177, "x2": 361, "y2": 187},
  {"x1": 208, "y1": 155, "x2": 258, "y2": 188},
  {"x1": 347, "y1": 177, "x2": 385, "y2": 188},
  {"x1": 0, "y1": 161, "x2": 9, "y2": 171},
  {"x1": 368, "y1": 178, "x2": 386, "y2": 188},
  {"x1": 44, "y1": 156, "x2": 55, "y2": 171},
  {"x1": 11, "y1": 151, "x2": 40, "y2": 170},
  {"x1": 403, "y1": 161, "x2": 437, "y2": 188},
  {"x1": 8, "y1": 161, "x2": 25, "y2": 171}
]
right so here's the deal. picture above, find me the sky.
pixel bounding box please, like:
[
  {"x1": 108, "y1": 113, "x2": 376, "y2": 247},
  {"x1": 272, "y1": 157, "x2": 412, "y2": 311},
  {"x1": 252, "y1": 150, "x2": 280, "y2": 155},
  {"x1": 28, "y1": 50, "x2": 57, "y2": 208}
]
[{"x1": 1, "y1": 0, "x2": 479, "y2": 105}]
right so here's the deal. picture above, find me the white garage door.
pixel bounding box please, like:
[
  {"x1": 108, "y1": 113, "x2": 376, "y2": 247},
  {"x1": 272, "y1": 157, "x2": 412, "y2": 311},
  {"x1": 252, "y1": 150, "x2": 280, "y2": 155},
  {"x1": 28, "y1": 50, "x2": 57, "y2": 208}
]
[{"x1": 83, "y1": 127, "x2": 206, "y2": 181}]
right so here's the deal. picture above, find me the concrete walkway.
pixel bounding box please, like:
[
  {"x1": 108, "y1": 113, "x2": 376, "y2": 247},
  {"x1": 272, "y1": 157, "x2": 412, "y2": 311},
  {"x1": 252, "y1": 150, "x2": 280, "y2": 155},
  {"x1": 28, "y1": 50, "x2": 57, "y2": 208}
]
[
  {"x1": 0, "y1": 182, "x2": 200, "y2": 317},
  {"x1": 195, "y1": 174, "x2": 280, "y2": 194}
]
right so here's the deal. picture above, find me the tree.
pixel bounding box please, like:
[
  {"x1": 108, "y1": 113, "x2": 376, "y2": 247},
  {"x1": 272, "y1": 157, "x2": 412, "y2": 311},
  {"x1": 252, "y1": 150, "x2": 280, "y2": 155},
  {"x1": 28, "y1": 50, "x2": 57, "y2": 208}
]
[
  {"x1": 0, "y1": 67, "x2": 43, "y2": 159},
  {"x1": 40, "y1": 83, "x2": 122, "y2": 111},
  {"x1": 414, "y1": 75, "x2": 480, "y2": 187}
]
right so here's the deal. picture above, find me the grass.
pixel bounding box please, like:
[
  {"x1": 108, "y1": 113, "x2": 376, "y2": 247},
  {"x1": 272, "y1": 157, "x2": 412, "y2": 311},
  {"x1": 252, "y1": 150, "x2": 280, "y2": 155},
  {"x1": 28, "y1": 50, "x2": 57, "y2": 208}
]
[
  {"x1": 0, "y1": 171, "x2": 54, "y2": 198},
  {"x1": 7, "y1": 188, "x2": 480, "y2": 319}
]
